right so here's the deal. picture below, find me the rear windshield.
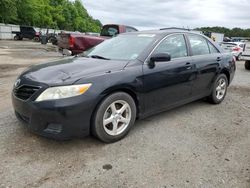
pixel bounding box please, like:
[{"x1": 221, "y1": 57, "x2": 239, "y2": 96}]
[{"x1": 100, "y1": 25, "x2": 119, "y2": 37}]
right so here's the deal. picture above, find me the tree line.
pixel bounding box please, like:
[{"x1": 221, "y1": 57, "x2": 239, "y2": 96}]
[
  {"x1": 1, "y1": 1, "x2": 250, "y2": 37},
  {"x1": 0, "y1": 0, "x2": 102, "y2": 32},
  {"x1": 196, "y1": 27, "x2": 250, "y2": 38}
]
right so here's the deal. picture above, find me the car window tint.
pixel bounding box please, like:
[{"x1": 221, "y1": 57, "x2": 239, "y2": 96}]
[
  {"x1": 189, "y1": 35, "x2": 210, "y2": 56},
  {"x1": 208, "y1": 42, "x2": 219, "y2": 54},
  {"x1": 154, "y1": 34, "x2": 187, "y2": 59}
]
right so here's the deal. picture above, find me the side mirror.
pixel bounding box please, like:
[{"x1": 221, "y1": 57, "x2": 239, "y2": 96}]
[{"x1": 148, "y1": 53, "x2": 171, "y2": 68}]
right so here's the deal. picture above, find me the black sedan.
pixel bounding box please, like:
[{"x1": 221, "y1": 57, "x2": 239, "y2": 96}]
[{"x1": 12, "y1": 29, "x2": 236, "y2": 142}]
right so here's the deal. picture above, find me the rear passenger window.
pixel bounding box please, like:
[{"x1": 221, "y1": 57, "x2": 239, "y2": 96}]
[
  {"x1": 154, "y1": 34, "x2": 187, "y2": 59},
  {"x1": 188, "y1": 35, "x2": 210, "y2": 56},
  {"x1": 208, "y1": 42, "x2": 219, "y2": 54}
]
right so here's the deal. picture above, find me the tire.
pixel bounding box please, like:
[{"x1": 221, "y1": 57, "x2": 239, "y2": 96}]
[
  {"x1": 51, "y1": 39, "x2": 57, "y2": 45},
  {"x1": 34, "y1": 36, "x2": 40, "y2": 42},
  {"x1": 14, "y1": 35, "x2": 19, "y2": 40},
  {"x1": 208, "y1": 74, "x2": 228, "y2": 104},
  {"x1": 245, "y1": 61, "x2": 250, "y2": 70},
  {"x1": 92, "y1": 92, "x2": 136, "y2": 143}
]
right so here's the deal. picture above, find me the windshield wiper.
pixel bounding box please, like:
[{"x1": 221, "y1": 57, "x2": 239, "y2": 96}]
[{"x1": 90, "y1": 55, "x2": 110, "y2": 60}]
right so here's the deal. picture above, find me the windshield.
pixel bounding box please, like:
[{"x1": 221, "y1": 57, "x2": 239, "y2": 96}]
[{"x1": 86, "y1": 34, "x2": 156, "y2": 61}]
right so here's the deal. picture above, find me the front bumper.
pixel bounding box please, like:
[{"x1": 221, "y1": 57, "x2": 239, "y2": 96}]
[{"x1": 12, "y1": 92, "x2": 96, "y2": 140}]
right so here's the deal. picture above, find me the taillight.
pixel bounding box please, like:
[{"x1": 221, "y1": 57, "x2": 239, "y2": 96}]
[
  {"x1": 35, "y1": 32, "x2": 40, "y2": 36},
  {"x1": 232, "y1": 47, "x2": 241, "y2": 51},
  {"x1": 69, "y1": 36, "x2": 75, "y2": 48}
]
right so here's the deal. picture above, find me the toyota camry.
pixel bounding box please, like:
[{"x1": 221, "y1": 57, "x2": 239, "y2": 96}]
[{"x1": 12, "y1": 29, "x2": 236, "y2": 143}]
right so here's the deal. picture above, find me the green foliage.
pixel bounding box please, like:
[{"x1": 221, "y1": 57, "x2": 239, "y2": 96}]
[
  {"x1": 0, "y1": 0, "x2": 17, "y2": 23},
  {"x1": 196, "y1": 27, "x2": 250, "y2": 37},
  {"x1": 0, "y1": 0, "x2": 102, "y2": 32}
]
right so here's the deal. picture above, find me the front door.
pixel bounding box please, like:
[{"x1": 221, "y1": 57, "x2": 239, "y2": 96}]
[{"x1": 142, "y1": 34, "x2": 196, "y2": 115}]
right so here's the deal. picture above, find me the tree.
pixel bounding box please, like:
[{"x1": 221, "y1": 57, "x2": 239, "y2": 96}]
[
  {"x1": 1, "y1": 0, "x2": 102, "y2": 32},
  {"x1": 196, "y1": 26, "x2": 250, "y2": 38},
  {"x1": 0, "y1": 0, "x2": 17, "y2": 23}
]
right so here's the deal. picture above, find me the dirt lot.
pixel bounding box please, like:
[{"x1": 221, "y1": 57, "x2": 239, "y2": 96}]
[{"x1": 0, "y1": 40, "x2": 249, "y2": 188}]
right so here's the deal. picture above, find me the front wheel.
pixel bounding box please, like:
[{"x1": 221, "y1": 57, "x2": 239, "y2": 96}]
[
  {"x1": 208, "y1": 74, "x2": 228, "y2": 104},
  {"x1": 92, "y1": 92, "x2": 136, "y2": 143},
  {"x1": 14, "y1": 35, "x2": 19, "y2": 40},
  {"x1": 245, "y1": 61, "x2": 250, "y2": 70}
]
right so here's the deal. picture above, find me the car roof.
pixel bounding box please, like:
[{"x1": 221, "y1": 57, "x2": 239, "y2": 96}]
[{"x1": 123, "y1": 28, "x2": 203, "y2": 36}]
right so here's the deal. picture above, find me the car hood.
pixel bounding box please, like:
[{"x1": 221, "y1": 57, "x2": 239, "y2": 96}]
[{"x1": 21, "y1": 57, "x2": 129, "y2": 85}]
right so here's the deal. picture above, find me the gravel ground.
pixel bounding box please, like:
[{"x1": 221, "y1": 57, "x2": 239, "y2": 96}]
[{"x1": 0, "y1": 40, "x2": 249, "y2": 188}]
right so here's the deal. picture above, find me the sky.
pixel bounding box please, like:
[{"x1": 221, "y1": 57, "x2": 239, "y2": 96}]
[{"x1": 81, "y1": 0, "x2": 250, "y2": 30}]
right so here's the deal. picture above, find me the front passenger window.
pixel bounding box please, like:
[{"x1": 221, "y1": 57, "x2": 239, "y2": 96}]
[{"x1": 154, "y1": 34, "x2": 187, "y2": 59}]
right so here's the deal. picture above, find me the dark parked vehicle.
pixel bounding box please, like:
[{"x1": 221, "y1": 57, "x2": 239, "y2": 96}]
[
  {"x1": 12, "y1": 26, "x2": 40, "y2": 42},
  {"x1": 57, "y1": 24, "x2": 138, "y2": 55},
  {"x1": 12, "y1": 29, "x2": 236, "y2": 142},
  {"x1": 47, "y1": 33, "x2": 58, "y2": 45}
]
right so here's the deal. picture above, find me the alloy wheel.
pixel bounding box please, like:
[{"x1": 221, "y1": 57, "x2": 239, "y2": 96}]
[
  {"x1": 103, "y1": 100, "x2": 131, "y2": 136},
  {"x1": 215, "y1": 78, "x2": 227, "y2": 100}
]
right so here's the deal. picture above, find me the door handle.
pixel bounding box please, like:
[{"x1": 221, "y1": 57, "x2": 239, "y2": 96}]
[
  {"x1": 185, "y1": 62, "x2": 192, "y2": 70},
  {"x1": 216, "y1": 57, "x2": 222, "y2": 61}
]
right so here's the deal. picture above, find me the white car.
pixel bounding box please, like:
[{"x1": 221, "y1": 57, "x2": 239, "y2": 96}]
[
  {"x1": 241, "y1": 41, "x2": 250, "y2": 70},
  {"x1": 221, "y1": 42, "x2": 245, "y2": 60}
]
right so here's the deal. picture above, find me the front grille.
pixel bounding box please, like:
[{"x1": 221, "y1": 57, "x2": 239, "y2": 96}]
[{"x1": 14, "y1": 85, "x2": 40, "y2": 100}]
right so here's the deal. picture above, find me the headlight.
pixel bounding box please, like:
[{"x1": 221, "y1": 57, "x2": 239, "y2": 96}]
[{"x1": 35, "y1": 84, "x2": 92, "y2": 102}]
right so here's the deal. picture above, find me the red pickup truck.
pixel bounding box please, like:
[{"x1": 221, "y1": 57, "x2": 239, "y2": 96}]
[{"x1": 57, "y1": 24, "x2": 138, "y2": 55}]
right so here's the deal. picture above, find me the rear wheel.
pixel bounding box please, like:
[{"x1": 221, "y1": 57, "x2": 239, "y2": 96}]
[
  {"x1": 92, "y1": 92, "x2": 136, "y2": 143},
  {"x1": 208, "y1": 74, "x2": 228, "y2": 104},
  {"x1": 245, "y1": 61, "x2": 250, "y2": 70},
  {"x1": 34, "y1": 36, "x2": 40, "y2": 42}
]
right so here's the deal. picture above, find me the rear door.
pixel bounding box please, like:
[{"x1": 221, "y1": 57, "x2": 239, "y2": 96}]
[{"x1": 187, "y1": 34, "x2": 221, "y2": 97}]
